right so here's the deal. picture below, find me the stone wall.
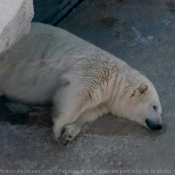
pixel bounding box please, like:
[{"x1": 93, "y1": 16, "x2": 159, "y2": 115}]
[{"x1": 32, "y1": 0, "x2": 82, "y2": 25}]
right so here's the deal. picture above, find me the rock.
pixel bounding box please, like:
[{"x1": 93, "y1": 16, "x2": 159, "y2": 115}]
[{"x1": 0, "y1": 0, "x2": 34, "y2": 54}]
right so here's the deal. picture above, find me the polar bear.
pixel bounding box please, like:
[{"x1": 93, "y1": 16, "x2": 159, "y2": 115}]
[{"x1": 0, "y1": 23, "x2": 162, "y2": 145}]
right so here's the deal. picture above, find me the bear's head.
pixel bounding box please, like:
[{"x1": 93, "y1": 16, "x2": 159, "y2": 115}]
[{"x1": 110, "y1": 81, "x2": 162, "y2": 130}]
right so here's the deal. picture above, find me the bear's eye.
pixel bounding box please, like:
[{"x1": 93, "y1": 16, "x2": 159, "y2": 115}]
[{"x1": 153, "y1": 105, "x2": 157, "y2": 111}]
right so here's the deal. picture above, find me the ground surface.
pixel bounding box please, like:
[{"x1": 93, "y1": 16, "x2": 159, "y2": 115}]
[{"x1": 1, "y1": 0, "x2": 175, "y2": 174}]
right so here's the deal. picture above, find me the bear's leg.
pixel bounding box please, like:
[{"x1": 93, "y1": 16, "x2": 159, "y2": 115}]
[
  {"x1": 52, "y1": 84, "x2": 93, "y2": 142},
  {"x1": 60, "y1": 107, "x2": 104, "y2": 145}
]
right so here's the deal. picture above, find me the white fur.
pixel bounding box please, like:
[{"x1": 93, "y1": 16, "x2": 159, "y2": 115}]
[{"x1": 0, "y1": 23, "x2": 162, "y2": 144}]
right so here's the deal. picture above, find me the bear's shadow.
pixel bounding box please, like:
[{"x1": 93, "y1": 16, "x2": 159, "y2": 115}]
[{"x1": 0, "y1": 95, "x2": 53, "y2": 127}]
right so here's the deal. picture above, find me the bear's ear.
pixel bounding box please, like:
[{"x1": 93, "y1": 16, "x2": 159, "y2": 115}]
[{"x1": 138, "y1": 83, "x2": 150, "y2": 94}]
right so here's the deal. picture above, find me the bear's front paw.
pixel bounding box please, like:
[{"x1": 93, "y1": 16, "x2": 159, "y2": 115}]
[
  {"x1": 58, "y1": 123, "x2": 82, "y2": 146},
  {"x1": 59, "y1": 131, "x2": 74, "y2": 146}
]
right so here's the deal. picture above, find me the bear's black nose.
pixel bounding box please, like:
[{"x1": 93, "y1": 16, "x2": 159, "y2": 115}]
[{"x1": 145, "y1": 119, "x2": 162, "y2": 130}]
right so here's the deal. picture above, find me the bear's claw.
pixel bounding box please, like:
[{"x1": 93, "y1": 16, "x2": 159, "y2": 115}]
[{"x1": 59, "y1": 131, "x2": 73, "y2": 146}]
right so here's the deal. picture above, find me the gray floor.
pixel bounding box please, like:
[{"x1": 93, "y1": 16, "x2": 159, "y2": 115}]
[{"x1": 1, "y1": 0, "x2": 175, "y2": 174}]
